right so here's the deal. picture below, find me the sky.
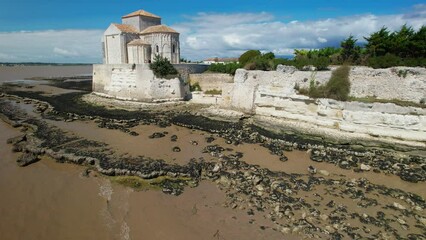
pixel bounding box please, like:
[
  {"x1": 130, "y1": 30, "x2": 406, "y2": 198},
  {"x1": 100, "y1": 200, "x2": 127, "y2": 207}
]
[{"x1": 0, "y1": 0, "x2": 425, "y2": 63}]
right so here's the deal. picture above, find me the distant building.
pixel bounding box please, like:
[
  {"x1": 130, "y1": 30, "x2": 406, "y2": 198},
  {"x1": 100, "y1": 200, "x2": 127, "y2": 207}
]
[
  {"x1": 203, "y1": 57, "x2": 239, "y2": 65},
  {"x1": 103, "y1": 10, "x2": 180, "y2": 64}
]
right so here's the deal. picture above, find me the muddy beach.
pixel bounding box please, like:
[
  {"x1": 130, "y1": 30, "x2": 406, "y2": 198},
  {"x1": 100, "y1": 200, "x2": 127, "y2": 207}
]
[{"x1": 0, "y1": 66, "x2": 425, "y2": 239}]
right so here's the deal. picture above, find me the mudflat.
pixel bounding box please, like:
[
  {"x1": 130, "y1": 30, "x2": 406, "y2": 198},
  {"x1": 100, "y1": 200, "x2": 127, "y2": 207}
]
[
  {"x1": 0, "y1": 67, "x2": 425, "y2": 240},
  {"x1": 0, "y1": 65, "x2": 92, "y2": 82}
]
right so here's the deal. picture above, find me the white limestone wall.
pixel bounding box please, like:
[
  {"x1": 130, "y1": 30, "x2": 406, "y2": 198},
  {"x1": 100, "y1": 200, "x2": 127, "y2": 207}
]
[
  {"x1": 189, "y1": 73, "x2": 233, "y2": 92},
  {"x1": 223, "y1": 68, "x2": 426, "y2": 144},
  {"x1": 254, "y1": 93, "x2": 426, "y2": 143},
  {"x1": 349, "y1": 66, "x2": 426, "y2": 102},
  {"x1": 93, "y1": 64, "x2": 187, "y2": 102},
  {"x1": 143, "y1": 33, "x2": 180, "y2": 64}
]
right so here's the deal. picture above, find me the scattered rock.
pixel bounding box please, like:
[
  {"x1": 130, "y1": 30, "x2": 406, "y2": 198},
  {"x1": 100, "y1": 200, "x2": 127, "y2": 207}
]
[
  {"x1": 360, "y1": 163, "x2": 371, "y2": 171},
  {"x1": 318, "y1": 170, "x2": 330, "y2": 176},
  {"x1": 16, "y1": 152, "x2": 39, "y2": 167},
  {"x1": 149, "y1": 132, "x2": 166, "y2": 139},
  {"x1": 393, "y1": 202, "x2": 406, "y2": 210},
  {"x1": 172, "y1": 146, "x2": 181, "y2": 152},
  {"x1": 308, "y1": 165, "x2": 317, "y2": 174},
  {"x1": 170, "y1": 135, "x2": 178, "y2": 142}
]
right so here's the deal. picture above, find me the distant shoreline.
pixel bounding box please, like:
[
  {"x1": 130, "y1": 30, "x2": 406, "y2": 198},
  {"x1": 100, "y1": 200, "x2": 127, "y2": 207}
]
[{"x1": 0, "y1": 62, "x2": 95, "y2": 67}]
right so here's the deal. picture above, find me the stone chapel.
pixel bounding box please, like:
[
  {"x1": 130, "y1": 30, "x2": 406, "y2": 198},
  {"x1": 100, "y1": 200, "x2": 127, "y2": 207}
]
[{"x1": 102, "y1": 10, "x2": 180, "y2": 64}]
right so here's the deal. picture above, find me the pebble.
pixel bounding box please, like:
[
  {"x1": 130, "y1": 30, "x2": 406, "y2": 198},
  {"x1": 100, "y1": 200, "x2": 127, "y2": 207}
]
[
  {"x1": 393, "y1": 202, "x2": 406, "y2": 210},
  {"x1": 360, "y1": 163, "x2": 371, "y2": 171},
  {"x1": 318, "y1": 170, "x2": 330, "y2": 176}
]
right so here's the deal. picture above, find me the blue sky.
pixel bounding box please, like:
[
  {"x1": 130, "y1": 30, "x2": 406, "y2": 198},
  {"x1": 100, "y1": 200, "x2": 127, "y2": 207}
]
[{"x1": 0, "y1": 0, "x2": 425, "y2": 62}]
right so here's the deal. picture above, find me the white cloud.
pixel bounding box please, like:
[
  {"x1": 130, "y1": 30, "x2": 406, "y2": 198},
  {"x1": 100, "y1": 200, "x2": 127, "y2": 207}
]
[
  {"x1": 0, "y1": 29, "x2": 103, "y2": 63},
  {"x1": 53, "y1": 47, "x2": 80, "y2": 57},
  {"x1": 317, "y1": 37, "x2": 328, "y2": 43},
  {"x1": 173, "y1": 6, "x2": 426, "y2": 60}
]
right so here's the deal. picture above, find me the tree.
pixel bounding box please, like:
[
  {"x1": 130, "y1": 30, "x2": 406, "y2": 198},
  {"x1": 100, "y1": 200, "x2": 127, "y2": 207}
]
[
  {"x1": 150, "y1": 54, "x2": 178, "y2": 78},
  {"x1": 239, "y1": 50, "x2": 261, "y2": 66},
  {"x1": 364, "y1": 27, "x2": 391, "y2": 57},
  {"x1": 340, "y1": 35, "x2": 360, "y2": 63},
  {"x1": 411, "y1": 25, "x2": 426, "y2": 58}
]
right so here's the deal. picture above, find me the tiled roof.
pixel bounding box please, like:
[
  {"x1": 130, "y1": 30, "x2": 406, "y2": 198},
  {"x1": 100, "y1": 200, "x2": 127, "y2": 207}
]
[
  {"x1": 128, "y1": 39, "x2": 150, "y2": 46},
  {"x1": 141, "y1": 25, "x2": 178, "y2": 34},
  {"x1": 204, "y1": 57, "x2": 239, "y2": 62},
  {"x1": 122, "y1": 10, "x2": 161, "y2": 19},
  {"x1": 113, "y1": 23, "x2": 139, "y2": 33}
]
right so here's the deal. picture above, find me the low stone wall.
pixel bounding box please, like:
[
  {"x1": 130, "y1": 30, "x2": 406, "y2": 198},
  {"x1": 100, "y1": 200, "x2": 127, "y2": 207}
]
[
  {"x1": 189, "y1": 73, "x2": 233, "y2": 92},
  {"x1": 93, "y1": 64, "x2": 188, "y2": 102},
  {"x1": 349, "y1": 66, "x2": 426, "y2": 102},
  {"x1": 190, "y1": 92, "x2": 223, "y2": 105},
  {"x1": 255, "y1": 93, "x2": 426, "y2": 143},
  {"x1": 222, "y1": 68, "x2": 426, "y2": 145},
  {"x1": 173, "y1": 64, "x2": 209, "y2": 81}
]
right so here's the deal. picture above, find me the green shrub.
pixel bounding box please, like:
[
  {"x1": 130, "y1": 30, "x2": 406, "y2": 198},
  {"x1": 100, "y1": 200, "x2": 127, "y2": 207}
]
[
  {"x1": 367, "y1": 53, "x2": 401, "y2": 69},
  {"x1": 307, "y1": 65, "x2": 351, "y2": 101},
  {"x1": 190, "y1": 82, "x2": 202, "y2": 92},
  {"x1": 204, "y1": 89, "x2": 222, "y2": 95},
  {"x1": 312, "y1": 56, "x2": 330, "y2": 71},
  {"x1": 244, "y1": 57, "x2": 272, "y2": 71},
  {"x1": 150, "y1": 54, "x2": 178, "y2": 78},
  {"x1": 239, "y1": 50, "x2": 261, "y2": 66},
  {"x1": 208, "y1": 62, "x2": 241, "y2": 75},
  {"x1": 324, "y1": 65, "x2": 351, "y2": 100}
]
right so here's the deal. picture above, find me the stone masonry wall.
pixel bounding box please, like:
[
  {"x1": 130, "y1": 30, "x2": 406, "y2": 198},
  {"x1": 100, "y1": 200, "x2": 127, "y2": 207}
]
[
  {"x1": 189, "y1": 73, "x2": 234, "y2": 91},
  {"x1": 222, "y1": 67, "x2": 426, "y2": 145},
  {"x1": 174, "y1": 64, "x2": 209, "y2": 81},
  {"x1": 93, "y1": 64, "x2": 187, "y2": 102}
]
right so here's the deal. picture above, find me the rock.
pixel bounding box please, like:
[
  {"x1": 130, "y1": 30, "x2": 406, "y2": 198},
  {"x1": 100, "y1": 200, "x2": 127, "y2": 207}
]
[
  {"x1": 393, "y1": 202, "x2": 406, "y2": 210},
  {"x1": 218, "y1": 176, "x2": 231, "y2": 187},
  {"x1": 205, "y1": 136, "x2": 215, "y2": 143},
  {"x1": 280, "y1": 227, "x2": 291, "y2": 234},
  {"x1": 129, "y1": 131, "x2": 139, "y2": 136},
  {"x1": 318, "y1": 170, "x2": 330, "y2": 176},
  {"x1": 149, "y1": 132, "x2": 166, "y2": 139},
  {"x1": 360, "y1": 163, "x2": 371, "y2": 171},
  {"x1": 17, "y1": 152, "x2": 39, "y2": 167},
  {"x1": 252, "y1": 176, "x2": 263, "y2": 185},
  {"x1": 419, "y1": 217, "x2": 426, "y2": 226},
  {"x1": 7, "y1": 134, "x2": 26, "y2": 144},
  {"x1": 320, "y1": 214, "x2": 329, "y2": 221},
  {"x1": 308, "y1": 165, "x2": 317, "y2": 174},
  {"x1": 325, "y1": 226, "x2": 335, "y2": 233},
  {"x1": 276, "y1": 64, "x2": 297, "y2": 74},
  {"x1": 170, "y1": 135, "x2": 178, "y2": 142},
  {"x1": 172, "y1": 146, "x2": 181, "y2": 152},
  {"x1": 279, "y1": 156, "x2": 288, "y2": 162},
  {"x1": 212, "y1": 163, "x2": 221, "y2": 173}
]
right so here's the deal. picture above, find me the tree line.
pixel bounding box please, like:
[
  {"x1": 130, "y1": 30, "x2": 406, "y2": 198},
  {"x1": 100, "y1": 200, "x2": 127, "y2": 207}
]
[{"x1": 207, "y1": 24, "x2": 425, "y2": 74}]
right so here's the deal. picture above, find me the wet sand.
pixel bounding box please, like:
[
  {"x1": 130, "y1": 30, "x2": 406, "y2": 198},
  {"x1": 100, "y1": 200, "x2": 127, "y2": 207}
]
[{"x1": 0, "y1": 122, "x2": 292, "y2": 240}]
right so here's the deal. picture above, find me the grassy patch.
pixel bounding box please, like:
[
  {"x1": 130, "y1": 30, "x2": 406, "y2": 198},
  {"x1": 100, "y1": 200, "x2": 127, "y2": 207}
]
[
  {"x1": 349, "y1": 96, "x2": 426, "y2": 109},
  {"x1": 296, "y1": 65, "x2": 351, "y2": 101},
  {"x1": 204, "y1": 89, "x2": 222, "y2": 95},
  {"x1": 110, "y1": 175, "x2": 192, "y2": 191},
  {"x1": 190, "y1": 82, "x2": 202, "y2": 92}
]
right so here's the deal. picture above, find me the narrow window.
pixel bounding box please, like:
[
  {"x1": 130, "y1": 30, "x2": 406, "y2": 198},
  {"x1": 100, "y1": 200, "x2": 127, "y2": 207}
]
[
  {"x1": 172, "y1": 44, "x2": 175, "y2": 54},
  {"x1": 156, "y1": 45, "x2": 159, "y2": 53}
]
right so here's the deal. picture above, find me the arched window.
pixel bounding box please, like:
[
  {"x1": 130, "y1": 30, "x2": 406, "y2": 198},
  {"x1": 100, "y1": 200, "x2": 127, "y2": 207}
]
[
  {"x1": 172, "y1": 44, "x2": 176, "y2": 54},
  {"x1": 156, "y1": 45, "x2": 159, "y2": 53}
]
